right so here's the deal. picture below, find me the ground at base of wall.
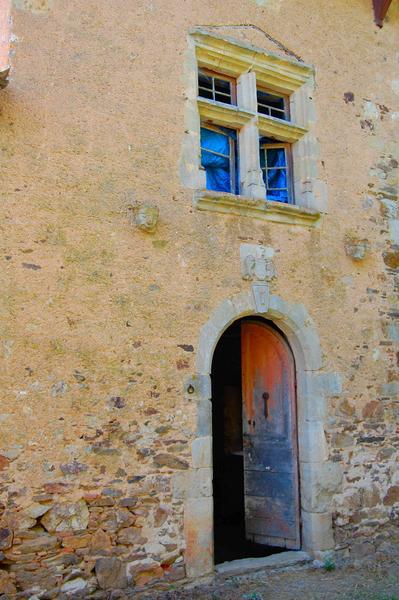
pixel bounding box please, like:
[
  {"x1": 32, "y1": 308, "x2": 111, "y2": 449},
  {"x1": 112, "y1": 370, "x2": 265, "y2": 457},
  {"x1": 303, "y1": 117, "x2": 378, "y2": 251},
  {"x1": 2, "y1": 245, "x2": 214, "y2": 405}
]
[{"x1": 138, "y1": 560, "x2": 399, "y2": 600}]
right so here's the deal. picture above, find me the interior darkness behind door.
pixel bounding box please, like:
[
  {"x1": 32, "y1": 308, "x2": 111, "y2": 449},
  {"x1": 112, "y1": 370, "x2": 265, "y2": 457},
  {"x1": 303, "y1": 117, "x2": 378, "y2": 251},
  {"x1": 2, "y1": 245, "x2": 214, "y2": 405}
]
[{"x1": 211, "y1": 319, "x2": 285, "y2": 564}]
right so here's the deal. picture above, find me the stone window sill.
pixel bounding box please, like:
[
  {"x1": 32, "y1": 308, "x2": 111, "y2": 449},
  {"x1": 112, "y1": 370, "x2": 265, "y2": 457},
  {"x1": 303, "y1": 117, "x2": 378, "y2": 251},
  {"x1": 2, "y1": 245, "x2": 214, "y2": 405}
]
[{"x1": 193, "y1": 190, "x2": 321, "y2": 227}]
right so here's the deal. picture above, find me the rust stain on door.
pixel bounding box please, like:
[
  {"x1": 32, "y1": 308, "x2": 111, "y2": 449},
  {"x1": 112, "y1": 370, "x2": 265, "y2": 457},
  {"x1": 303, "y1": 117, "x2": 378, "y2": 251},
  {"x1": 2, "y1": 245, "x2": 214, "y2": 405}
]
[{"x1": 241, "y1": 321, "x2": 300, "y2": 549}]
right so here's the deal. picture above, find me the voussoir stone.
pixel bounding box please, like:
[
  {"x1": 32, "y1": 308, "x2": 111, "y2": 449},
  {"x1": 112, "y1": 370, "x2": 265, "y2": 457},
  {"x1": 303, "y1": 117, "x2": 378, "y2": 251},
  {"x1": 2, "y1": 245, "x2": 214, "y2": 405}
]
[{"x1": 41, "y1": 500, "x2": 89, "y2": 533}]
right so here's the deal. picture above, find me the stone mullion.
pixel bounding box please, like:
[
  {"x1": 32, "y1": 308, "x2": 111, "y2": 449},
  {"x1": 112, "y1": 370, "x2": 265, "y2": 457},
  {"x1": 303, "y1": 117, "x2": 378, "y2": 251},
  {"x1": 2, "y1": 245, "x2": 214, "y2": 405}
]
[{"x1": 237, "y1": 71, "x2": 266, "y2": 200}]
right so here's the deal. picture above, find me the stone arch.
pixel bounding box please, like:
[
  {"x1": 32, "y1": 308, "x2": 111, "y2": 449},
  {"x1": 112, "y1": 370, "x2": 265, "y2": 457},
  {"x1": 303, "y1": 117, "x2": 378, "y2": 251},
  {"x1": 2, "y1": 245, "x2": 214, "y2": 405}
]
[{"x1": 182, "y1": 286, "x2": 342, "y2": 578}]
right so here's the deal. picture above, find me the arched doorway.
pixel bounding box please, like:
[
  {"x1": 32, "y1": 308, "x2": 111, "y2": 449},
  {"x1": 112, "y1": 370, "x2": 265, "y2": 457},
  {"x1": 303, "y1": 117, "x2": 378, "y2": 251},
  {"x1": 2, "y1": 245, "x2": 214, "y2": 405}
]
[{"x1": 212, "y1": 317, "x2": 300, "y2": 564}]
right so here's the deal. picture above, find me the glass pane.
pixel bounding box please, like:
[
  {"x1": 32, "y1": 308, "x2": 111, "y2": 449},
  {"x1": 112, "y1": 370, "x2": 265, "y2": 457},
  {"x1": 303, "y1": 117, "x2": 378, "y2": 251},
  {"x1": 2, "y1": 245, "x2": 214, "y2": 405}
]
[
  {"x1": 200, "y1": 127, "x2": 230, "y2": 156},
  {"x1": 201, "y1": 149, "x2": 230, "y2": 169},
  {"x1": 215, "y1": 92, "x2": 232, "y2": 104},
  {"x1": 198, "y1": 71, "x2": 212, "y2": 90},
  {"x1": 271, "y1": 108, "x2": 285, "y2": 119},
  {"x1": 267, "y1": 189, "x2": 289, "y2": 203},
  {"x1": 257, "y1": 89, "x2": 287, "y2": 120},
  {"x1": 200, "y1": 127, "x2": 232, "y2": 193},
  {"x1": 266, "y1": 147, "x2": 286, "y2": 168},
  {"x1": 267, "y1": 168, "x2": 287, "y2": 190},
  {"x1": 198, "y1": 88, "x2": 213, "y2": 100},
  {"x1": 214, "y1": 78, "x2": 231, "y2": 94},
  {"x1": 257, "y1": 104, "x2": 271, "y2": 116},
  {"x1": 259, "y1": 149, "x2": 266, "y2": 169},
  {"x1": 201, "y1": 150, "x2": 231, "y2": 193}
]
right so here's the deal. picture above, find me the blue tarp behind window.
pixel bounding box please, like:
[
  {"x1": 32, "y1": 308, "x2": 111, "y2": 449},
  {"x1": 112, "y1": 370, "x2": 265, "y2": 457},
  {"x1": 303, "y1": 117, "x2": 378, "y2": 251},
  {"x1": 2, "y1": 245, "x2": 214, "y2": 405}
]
[
  {"x1": 260, "y1": 145, "x2": 289, "y2": 203},
  {"x1": 200, "y1": 127, "x2": 237, "y2": 194}
]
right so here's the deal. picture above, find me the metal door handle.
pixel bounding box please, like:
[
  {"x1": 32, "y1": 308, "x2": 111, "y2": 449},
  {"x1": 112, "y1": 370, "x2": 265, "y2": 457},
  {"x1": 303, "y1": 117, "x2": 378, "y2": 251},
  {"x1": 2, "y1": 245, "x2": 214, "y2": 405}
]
[{"x1": 263, "y1": 392, "x2": 269, "y2": 418}]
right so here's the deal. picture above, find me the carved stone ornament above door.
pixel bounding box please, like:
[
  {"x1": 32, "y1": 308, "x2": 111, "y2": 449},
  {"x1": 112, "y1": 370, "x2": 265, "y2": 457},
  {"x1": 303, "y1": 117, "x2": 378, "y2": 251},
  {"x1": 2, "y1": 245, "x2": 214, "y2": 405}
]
[{"x1": 240, "y1": 243, "x2": 277, "y2": 282}]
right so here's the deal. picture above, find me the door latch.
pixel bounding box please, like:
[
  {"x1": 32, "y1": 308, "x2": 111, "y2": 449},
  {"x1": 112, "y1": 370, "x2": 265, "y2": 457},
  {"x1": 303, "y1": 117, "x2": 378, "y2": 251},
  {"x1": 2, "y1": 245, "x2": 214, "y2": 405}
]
[{"x1": 262, "y1": 392, "x2": 269, "y2": 418}]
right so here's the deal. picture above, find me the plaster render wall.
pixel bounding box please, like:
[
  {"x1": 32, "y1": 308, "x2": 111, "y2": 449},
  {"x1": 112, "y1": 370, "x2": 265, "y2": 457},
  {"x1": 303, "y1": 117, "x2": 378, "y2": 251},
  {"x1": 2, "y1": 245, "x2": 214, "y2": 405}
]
[{"x1": 0, "y1": 0, "x2": 398, "y2": 595}]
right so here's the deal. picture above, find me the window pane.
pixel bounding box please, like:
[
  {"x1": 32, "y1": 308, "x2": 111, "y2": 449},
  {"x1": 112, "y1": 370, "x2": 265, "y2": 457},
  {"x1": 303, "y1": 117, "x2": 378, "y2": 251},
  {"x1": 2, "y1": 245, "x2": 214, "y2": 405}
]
[
  {"x1": 267, "y1": 168, "x2": 287, "y2": 190},
  {"x1": 266, "y1": 147, "x2": 287, "y2": 168},
  {"x1": 200, "y1": 127, "x2": 230, "y2": 156},
  {"x1": 198, "y1": 88, "x2": 213, "y2": 100},
  {"x1": 200, "y1": 127, "x2": 232, "y2": 193},
  {"x1": 260, "y1": 149, "x2": 266, "y2": 169},
  {"x1": 198, "y1": 71, "x2": 212, "y2": 90},
  {"x1": 271, "y1": 108, "x2": 285, "y2": 119},
  {"x1": 215, "y1": 92, "x2": 232, "y2": 104},
  {"x1": 257, "y1": 89, "x2": 287, "y2": 120},
  {"x1": 267, "y1": 189, "x2": 289, "y2": 203},
  {"x1": 214, "y1": 78, "x2": 231, "y2": 94}
]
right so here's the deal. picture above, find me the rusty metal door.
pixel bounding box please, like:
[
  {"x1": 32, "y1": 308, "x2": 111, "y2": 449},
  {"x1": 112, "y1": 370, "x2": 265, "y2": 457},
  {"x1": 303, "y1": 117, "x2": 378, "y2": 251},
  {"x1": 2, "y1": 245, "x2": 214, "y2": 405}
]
[{"x1": 241, "y1": 321, "x2": 300, "y2": 549}]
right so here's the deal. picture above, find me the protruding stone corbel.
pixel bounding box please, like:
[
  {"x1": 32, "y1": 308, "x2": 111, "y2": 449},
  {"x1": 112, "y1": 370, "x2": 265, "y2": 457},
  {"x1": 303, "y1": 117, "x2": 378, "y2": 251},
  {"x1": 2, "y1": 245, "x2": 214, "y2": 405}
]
[{"x1": 128, "y1": 202, "x2": 159, "y2": 233}]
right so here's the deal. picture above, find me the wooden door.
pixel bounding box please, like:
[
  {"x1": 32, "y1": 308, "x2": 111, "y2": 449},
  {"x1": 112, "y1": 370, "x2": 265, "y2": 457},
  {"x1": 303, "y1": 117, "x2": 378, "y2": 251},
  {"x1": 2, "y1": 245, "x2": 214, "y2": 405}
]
[{"x1": 241, "y1": 321, "x2": 300, "y2": 549}]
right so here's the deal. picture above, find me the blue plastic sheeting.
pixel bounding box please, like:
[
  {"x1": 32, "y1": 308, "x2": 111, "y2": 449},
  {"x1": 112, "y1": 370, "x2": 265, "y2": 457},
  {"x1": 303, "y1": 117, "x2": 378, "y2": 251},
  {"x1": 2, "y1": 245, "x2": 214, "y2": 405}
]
[
  {"x1": 260, "y1": 146, "x2": 289, "y2": 203},
  {"x1": 200, "y1": 127, "x2": 236, "y2": 193}
]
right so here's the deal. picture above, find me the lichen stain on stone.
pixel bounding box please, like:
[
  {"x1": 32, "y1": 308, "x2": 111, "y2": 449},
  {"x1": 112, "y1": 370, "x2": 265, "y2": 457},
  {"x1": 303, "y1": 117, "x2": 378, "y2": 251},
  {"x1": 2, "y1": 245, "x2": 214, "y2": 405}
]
[{"x1": 13, "y1": 0, "x2": 53, "y2": 13}]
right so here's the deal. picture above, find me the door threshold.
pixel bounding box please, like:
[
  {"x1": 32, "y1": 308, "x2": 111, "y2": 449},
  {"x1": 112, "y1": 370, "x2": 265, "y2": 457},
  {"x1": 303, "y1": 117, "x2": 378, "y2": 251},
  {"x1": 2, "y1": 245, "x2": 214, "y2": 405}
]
[{"x1": 215, "y1": 550, "x2": 311, "y2": 577}]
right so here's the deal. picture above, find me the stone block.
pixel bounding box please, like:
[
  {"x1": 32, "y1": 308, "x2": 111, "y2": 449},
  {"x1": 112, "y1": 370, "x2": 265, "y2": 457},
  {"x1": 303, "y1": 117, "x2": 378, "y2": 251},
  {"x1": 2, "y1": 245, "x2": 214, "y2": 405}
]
[
  {"x1": 184, "y1": 497, "x2": 213, "y2": 578},
  {"x1": 380, "y1": 382, "x2": 399, "y2": 397},
  {"x1": 301, "y1": 511, "x2": 334, "y2": 552},
  {"x1": 172, "y1": 468, "x2": 212, "y2": 499},
  {"x1": 230, "y1": 291, "x2": 255, "y2": 316},
  {"x1": 350, "y1": 541, "x2": 376, "y2": 559},
  {"x1": 95, "y1": 557, "x2": 127, "y2": 590},
  {"x1": 196, "y1": 400, "x2": 212, "y2": 436},
  {"x1": 41, "y1": 500, "x2": 89, "y2": 533},
  {"x1": 183, "y1": 374, "x2": 211, "y2": 401},
  {"x1": 300, "y1": 461, "x2": 343, "y2": 512},
  {"x1": 191, "y1": 437, "x2": 212, "y2": 469},
  {"x1": 298, "y1": 421, "x2": 328, "y2": 463}
]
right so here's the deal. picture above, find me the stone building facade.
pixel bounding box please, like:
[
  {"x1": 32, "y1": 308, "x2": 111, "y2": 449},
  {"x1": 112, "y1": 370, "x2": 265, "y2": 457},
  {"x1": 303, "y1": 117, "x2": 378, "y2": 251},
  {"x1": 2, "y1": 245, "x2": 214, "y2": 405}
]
[{"x1": 0, "y1": 0, "x2": 398, "y2": 596}]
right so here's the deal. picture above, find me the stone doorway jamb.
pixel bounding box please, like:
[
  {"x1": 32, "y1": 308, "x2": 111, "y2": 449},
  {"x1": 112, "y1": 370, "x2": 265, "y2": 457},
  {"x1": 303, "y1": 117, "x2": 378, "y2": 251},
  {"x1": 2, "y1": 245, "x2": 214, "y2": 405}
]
[{"x1": 179, "y1": 286, "x2": 342, "y2": 578}]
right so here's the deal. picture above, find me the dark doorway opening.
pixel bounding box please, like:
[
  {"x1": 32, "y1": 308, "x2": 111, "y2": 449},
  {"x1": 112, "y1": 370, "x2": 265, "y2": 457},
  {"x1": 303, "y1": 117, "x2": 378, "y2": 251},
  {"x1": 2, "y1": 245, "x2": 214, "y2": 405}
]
[{"x1": 212, "y1": 318, "x2": 290, "y2": 564}]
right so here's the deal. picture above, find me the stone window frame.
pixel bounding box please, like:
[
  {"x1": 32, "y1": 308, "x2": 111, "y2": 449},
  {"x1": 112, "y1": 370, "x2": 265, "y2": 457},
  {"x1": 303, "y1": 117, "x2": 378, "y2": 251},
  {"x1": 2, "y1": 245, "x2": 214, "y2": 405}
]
[{"x1": 182, "y1": 28, "x2": 328, "y2": 227}]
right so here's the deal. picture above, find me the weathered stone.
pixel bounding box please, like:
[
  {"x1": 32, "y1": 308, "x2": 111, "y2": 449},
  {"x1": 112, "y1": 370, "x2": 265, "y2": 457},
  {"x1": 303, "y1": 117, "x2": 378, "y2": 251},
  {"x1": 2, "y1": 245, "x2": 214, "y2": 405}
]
[
  {"x1": 95, "y1": 557, "x2": 127, "y2": 590},
  {"x1": 0, "y1": 569, "x2": 17, "y2": 595},
  {"x1": 0, "y1": 455, "x2": 10, "y2": 471},
  {"x1": 41, "y1": 500, "x2": 89, "y2": 532},
  {"x1": 164, "y1": 562, "x2": 186, "y2": 582},
  {"x1": 383, "y1": 485, "x2": 399, "y2": 505},
  {"x1": 153, "y1": 454, "x2": 189, "y2": 470},
  {"x1": 116, "y1": 527, "x2": 147, "y2": 545},
  {"x1": 0, "y1": 527, "x2": 13, "y2": 550},
  {"x1": 118, "y1": 497, "x2": 138, "y2": 508},
  {"x1": 126, "y1": 557, "x2": 164, "y2": 586},
  {"x1": 15, "y1": 514, "x2": 37, "y2": 531},
  {"x1": 350, "y1": 541, "x2": 376, "y2": 559},
  {"x1": 15, "y1": 534, "x2": 59, "y2": 553},
  {"x1": 362, "y1": 401, "x2": 384, "y2": 420},
  {"x1": 332, "y1": 432, "x2": 354, "y2": 448},
  {"x1": 61, "y1": 533, "x2": 92, "y2": 549},
  {"x1": 135, "y1": 565, "x2": 164, "y2": 587},
  {"x1": 89, "y1": 529, "x2": 112, "y2": 553},
  {"x1": 60, "y1": 577, "x2": 87, "y2": 594},
  {"x1": 361, "y1": 485, "x2": 381, "y2": 507},
  {"x1": 100, "y1": 508, "x2": 135, "y2": 532},
  {"x1": 60, "y1": 460, "x2": 88, "y2": 475},
  {"x1": 344, "y1": 235, "x2": 370, "y2": 261},
  {"x1": 154, "y1": 506, "x2": 168, "y2": 527},
  {"x1": 301, "y1": 462, "x2": 343, "y2": 512},
  {"x1": 21, "y1": 502, "x2": 53, "y2": 519}
]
